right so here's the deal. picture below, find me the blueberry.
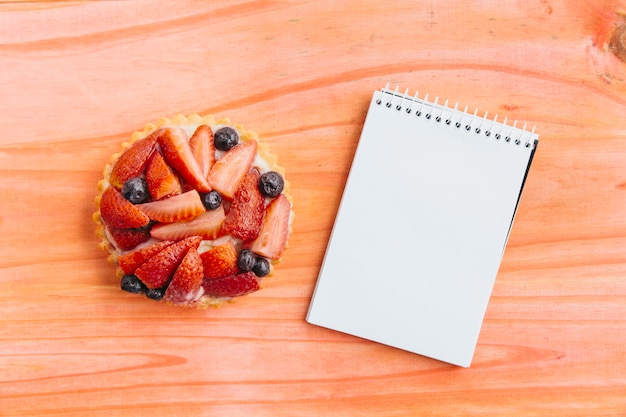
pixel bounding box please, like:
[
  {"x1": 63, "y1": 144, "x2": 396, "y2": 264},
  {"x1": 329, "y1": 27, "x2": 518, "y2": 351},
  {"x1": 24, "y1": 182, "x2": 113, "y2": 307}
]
[
  {"x1": 252, "y1": 256, "x2": 270, "y2": 277},
  {"x1": 146, "y1": 287, "x2": 165, "y2": 301},
  {"x1": 122, "y1": 177, "x2": 149, "y2": 204},
  {"x1": 214, "y1": 127, "x2": 239, "y2": 151},
  {"x1": 258, "y1": 171, "x2": 284, "y2": 198},
  {"x1": 121, "y1": 274, "x2": 145, "y2": 294},
  {"x1": 237, "y1": 249, "x2": 256, "y2": 272},
  {"x1": 201, "y1": 190, "x2": 222, "y2": 210}
]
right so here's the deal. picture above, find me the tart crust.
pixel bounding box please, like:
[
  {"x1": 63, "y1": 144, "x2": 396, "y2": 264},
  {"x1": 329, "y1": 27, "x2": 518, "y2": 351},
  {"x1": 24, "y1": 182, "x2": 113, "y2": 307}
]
[{"x1": 94, "y1": 114, "x2": 292, "y2": 308}]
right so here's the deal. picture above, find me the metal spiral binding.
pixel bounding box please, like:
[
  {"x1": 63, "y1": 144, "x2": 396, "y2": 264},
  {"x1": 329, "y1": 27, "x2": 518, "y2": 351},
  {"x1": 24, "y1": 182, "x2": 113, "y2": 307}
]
[{"x1": 375, "y1": 84, "x2": 538, "y2": 149}]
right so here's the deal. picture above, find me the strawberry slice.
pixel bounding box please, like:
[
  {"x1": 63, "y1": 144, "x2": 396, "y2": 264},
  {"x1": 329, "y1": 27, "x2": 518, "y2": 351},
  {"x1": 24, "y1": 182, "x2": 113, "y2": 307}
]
[
  {"x1": 158, "y1": 127, "x2": 211, "y2": 193},
  {"x1": 145, "y1": 151, "x2": 182, "y2": 200},
  {"x1": 118, "y1": 240, "x2": 174, "y2": 275},
  {"x1": 250, "y1": 194, "x2": 291, "y2": 260},
  {"x1": 135, "y1": 236, "x2": 202, "y2": 289},
  {"x1": 137, "y1": 189, "x2": 205, "y2": 223},
  {"x1": 189, "y1": 125, "x2": 215, "y2": 180},
  {"x1": 208, "y1": 139, "x2": 257, "y2": 199},
  {"x1": 109, "y1": 129, "x2": 160, "y2": 189},
  {"x1": 100, "y1": 186, "x2": 151, "y2": 229},
  {"x1": 199, "y1": 239, "x2": 239, "y2": 279},
  {"x1": 220, "y1": 168, "x2": 265, "y2": 242},
  {"x1": 164, "y1": 247, "x2": 204, "y2": 304},
  {"x1": 202, "y1": 271, "x2": 260, "y2": 298},
  {"x1": 150, "y1": 206, "x2": 226, "y2": 240},
  {"x1": 107, "y1": 226, "x2": 152, "y2": 252}
]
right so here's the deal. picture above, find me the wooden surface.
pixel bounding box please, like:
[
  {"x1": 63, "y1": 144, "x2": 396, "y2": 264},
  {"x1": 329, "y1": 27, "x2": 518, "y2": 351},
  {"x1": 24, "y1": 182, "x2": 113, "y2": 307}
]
[{"x1": 1, "y1": 1, "x2": 626, "y2": 415}]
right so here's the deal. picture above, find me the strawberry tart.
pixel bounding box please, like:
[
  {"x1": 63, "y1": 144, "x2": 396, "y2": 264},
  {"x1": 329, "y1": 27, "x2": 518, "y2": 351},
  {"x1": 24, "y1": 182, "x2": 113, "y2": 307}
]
[{"x1": 94, "y1": 114, "x2": 292, "y2": 308}]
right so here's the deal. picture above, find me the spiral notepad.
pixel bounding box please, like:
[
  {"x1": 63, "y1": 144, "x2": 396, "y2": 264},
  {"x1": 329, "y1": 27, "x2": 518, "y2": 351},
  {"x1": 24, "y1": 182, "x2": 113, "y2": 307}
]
[{"x1": 307, "y1": 86, "x2": 538, "y2": 367}]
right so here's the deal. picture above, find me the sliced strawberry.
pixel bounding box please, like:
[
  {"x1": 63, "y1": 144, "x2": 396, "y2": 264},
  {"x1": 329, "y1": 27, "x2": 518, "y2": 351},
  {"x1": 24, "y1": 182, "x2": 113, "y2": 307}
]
[
  {"x1": 250, "y1": 194, "x2": 291, "y2": 260},
  {"x1": 118, "y1": 240, "x2": 175, "y2": 275},
  {"x1": 100, "y1": 186, "x2": 151, "y2": 229},
  {"x1": 109, "y1": 130, "x2": 160, "y2": 189},
  {"x1": 220, "y1": 168, "x2": 265, "y2": 242},
  {"x1": 134, "y1": 236, "x2": 202, "y2": 289},
  {"x1": 189, "y1": 125, "x2": 215, "y2": 180},
  {"x1": 199, "y1": 239, "x2": 239, "y2": 279},
  {"x1": 208, "y1": 139, "x2": 257, "y2": 199},
  {"x1": 202, "y1": 271, "x2": 260, "y2": 298},
  {"x1": 164, "y1": 247, "x2": 204, "y2": 304},
  {"x1": 137, "y1": 189, "x2": 206, "y2": 223},
  {"x1": 150, "y1": 206, "x2": 225, "y2": 240},
  {"x1": 145, "y1": 151, "x2": 182, "y2": 200},
  {"x1": 158, "y1": 127, "x2": 211, "y2": 193},
  {"x1": 107, "y1": 226, "x2": 152, "y2": 252}
]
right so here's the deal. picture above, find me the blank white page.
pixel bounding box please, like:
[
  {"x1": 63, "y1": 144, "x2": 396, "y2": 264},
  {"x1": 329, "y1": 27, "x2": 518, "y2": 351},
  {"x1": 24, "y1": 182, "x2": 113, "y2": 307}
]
[{"x1": 307, "y1": 88, "x2": 538, "y2": 367}]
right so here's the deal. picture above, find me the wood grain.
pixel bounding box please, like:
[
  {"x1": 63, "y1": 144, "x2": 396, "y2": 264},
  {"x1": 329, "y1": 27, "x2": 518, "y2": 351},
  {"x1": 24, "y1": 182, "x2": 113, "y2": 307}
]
[{"x1": 1, "y1": 0, "x2": 626, "y2": 415}]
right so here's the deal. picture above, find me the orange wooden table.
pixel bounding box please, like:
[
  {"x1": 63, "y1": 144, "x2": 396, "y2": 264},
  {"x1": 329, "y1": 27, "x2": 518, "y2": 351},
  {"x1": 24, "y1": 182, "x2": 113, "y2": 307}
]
[{"x1": 1, "y1": 1, "x2": 626, "y2": 415}]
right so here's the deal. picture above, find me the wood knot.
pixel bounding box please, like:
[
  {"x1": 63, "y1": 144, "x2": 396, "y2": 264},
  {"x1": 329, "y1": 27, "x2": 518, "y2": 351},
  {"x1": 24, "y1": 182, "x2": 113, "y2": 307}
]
[{"x1": 610, "y1": 23, "x2": 626, "y2": 62}]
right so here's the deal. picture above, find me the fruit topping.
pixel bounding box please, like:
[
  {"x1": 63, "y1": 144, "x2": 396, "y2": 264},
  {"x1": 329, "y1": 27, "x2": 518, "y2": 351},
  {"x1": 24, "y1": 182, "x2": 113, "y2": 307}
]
[
  {"x1": 202, "y1": 271, "x2": 260, "y2": 298},
  {"x1": 252, "y1": 256, "x2": 271, "y2": 277},
  {"x1": 250, "y1": 194, "x2": 291, "y2": 259},
  {"x1": 108, "y1": 225, "x2": 152, "y2": 252},
  {"x1": 121, "y1": 274, "x2": 145, "y2": 294},
  {"x1": 158, "y1": 127, "x2": 212, "y2": 193},
  {"x1": 150, "y1": 207, "x2": 225, "y2": 240},
  {"x1": 99, "y1": 117, "x2": 292, "y2": 307},
  {"x1": 213, "y1": 126, "x2": 239, "y2": 151},
  {"x1": 189, "y1": 125, "x2": 215, "y2": 179},
  {"x1": 201, "y1": 190, "x2": 222, "y2": 211},
  {"x1": 118, "y1": 240, "x2": 175, "y2": 274},
  {"x1": 100, "y1": 186, "x2": 151, "y2": 229},
  {"x1": 145, "y1": 151, "x2": 182, "y2": 200},
  {"x1": 236, "y1": 248, "x2": 270, "y2": 276},
  {"x1": 109, "y1": 130, "x2": 159, "y2": 189},
  {"x1": 134, "y1": 236, "x2": 202, "y2": 289},
  {"x1": 237, "y1": 249, "x2": 256, "y2": 272},
  {"x1": 208, "y1": 139, "x2": 257, "y2": 199},
  {"x1": 164, "y1": 247, "x2": 204, "y2": 304},
  {"x1": 137, "y1": 189, "x2": 206, "y2": 223},
  {"x1": 146, "y1": 287, "x2": 165, "y2": 301},
  {"x1": 258, "y1": 171, "x2": 285, "y2": 198},
  {"x1": 220, "y1": 168, "x2": 265, "y2": 242},
  {"x1": 122, "y1": 177, "x2": 150, "y2": 204},
  {"x1": 200, "y1": 240, "x2": 239, "y2": 279}
]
